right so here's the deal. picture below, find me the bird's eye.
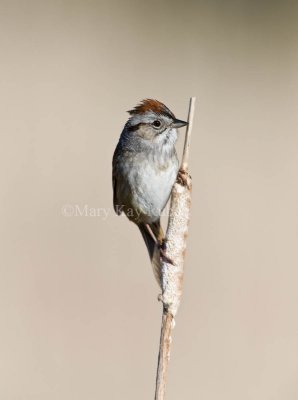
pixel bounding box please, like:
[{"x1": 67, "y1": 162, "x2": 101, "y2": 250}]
[{"x1": 152, "y1": 120, "x2": 161, "y2": 128}]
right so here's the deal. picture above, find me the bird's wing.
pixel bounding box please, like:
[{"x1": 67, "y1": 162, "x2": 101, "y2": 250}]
[{"x1": 112, "y1": 148, "x2": 122, "y2": 215}]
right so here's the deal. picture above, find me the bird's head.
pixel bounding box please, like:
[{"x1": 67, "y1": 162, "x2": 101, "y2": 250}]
[{"x1": 126, "y1": 99, "x2": 188, "y2": 148}]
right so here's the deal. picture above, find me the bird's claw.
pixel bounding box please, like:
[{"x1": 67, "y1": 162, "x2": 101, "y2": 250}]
[
  {"x1": 159, "y1": 246, "x2": 175, "y2": 265},
  {"x1": 177, "y1": 169, "x2": 191, "y2": 189}
]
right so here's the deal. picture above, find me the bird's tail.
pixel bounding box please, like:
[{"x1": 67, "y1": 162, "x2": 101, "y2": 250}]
[{"x1": 138, "y1": 220, "x2": 164, "y2": 287}]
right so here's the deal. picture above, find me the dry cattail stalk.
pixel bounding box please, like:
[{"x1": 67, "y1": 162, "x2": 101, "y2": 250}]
[{"x1": 154, "y1": 97, "x2": 196, "y2": 400}]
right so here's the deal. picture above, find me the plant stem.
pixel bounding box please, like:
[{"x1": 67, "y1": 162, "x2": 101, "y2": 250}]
[{"x1": 154, "y1": 97, "x2": 196, "y2": 400}]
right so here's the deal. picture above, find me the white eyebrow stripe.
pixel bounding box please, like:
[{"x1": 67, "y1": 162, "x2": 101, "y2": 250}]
[{"x1": 129, "y1": 112, "x2": 172, "y2": 126}]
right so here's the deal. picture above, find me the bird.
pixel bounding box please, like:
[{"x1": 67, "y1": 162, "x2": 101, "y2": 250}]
[{"x1": 112, "y1": 99, "x2": 188, "y2": 285}]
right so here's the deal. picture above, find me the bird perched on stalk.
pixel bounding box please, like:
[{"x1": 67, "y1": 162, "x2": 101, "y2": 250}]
[{"x1": 112, "y1": 99, "x2": 188, "y2": 285}]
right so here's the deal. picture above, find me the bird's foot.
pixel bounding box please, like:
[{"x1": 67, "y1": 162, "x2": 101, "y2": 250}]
[
  {"x1": 177, "y1": 169, "x2": 191, "y2": 189},
  {"x1": 159, "y1": 240, "x2": 175, "y2": 265}
]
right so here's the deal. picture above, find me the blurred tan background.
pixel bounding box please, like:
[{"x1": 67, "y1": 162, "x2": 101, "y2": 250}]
[{"x1": 1, "y1": 0, "x2": 298, "y2": 399}]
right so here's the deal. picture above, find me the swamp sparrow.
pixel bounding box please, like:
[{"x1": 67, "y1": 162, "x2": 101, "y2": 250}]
[{"x1": 112, "y1": 99, "x2": 188, "y2": 285}]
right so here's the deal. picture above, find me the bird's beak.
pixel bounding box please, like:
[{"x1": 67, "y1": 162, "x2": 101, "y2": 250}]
[{"x1": 172, "y1": 118, "x2": 188, "y2": 128}]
